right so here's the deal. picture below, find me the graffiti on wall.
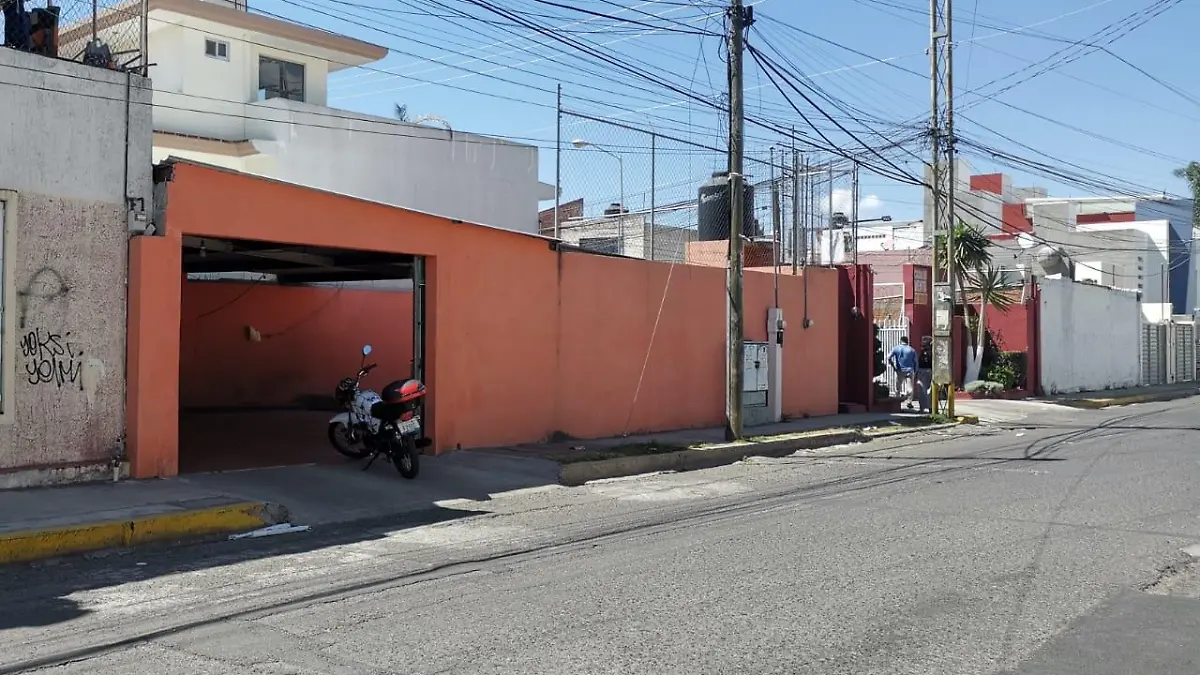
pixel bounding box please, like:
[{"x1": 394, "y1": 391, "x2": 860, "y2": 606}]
[{"x1": 20, "y1": 328, "x2": 83, "y2": 389}]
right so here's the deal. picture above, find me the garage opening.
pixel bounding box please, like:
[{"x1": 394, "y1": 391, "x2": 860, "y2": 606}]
[{"x1": 178, "y1": 235, "x2": 426, "y2": 473}]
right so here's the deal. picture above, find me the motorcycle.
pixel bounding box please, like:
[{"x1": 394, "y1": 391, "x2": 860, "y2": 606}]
[{"x1": 328, "y1": 345, "x2": 430, "y2": 479}]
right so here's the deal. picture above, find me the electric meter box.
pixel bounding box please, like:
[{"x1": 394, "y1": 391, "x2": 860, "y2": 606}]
[{"x1": 742, "y1": 341, "x2": 769, "y2": 408}]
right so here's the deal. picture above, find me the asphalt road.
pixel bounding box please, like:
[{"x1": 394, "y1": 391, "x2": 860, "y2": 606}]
[{"x1": 2, "y1": 398, "x2": 1199, "y2": 674}]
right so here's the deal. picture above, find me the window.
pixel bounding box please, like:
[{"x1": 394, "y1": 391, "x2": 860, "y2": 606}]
[
  {"x1": 257, "y1": 56, "x2": 305, "y2": 102},
  {"x1": 204, "y1": 39, "x2": 229, "y2": 60},
  {"x1": 0, "y1": 191, "x2": 16, "y2": 421}
]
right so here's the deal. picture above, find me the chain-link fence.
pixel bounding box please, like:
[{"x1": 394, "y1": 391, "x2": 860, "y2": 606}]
[
  {"x1": 5, "y1": 0, "x2": 145, "y2": 72},
  {"x1": 554, "y1": 110, "x2": 727, "y2": 266},
  {"x1": 552, "y1": 110, "x2": 863, "y2": 271}
]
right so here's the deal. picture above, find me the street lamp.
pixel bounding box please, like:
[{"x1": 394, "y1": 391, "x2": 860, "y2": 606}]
[
  {"x1": 572, "y1": 139, "x2": 626, "y2": 251},
  {"x1": 856, "y1": 215, "x2": 893, "y2": 225}
]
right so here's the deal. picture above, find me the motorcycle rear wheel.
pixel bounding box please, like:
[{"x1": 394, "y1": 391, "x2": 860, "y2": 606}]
[
  {"x1": 395, "y1": 439, "x2": 420, "y2": 479},
  {"x1": 328, "y1": 422, "x2": 371, "y2": 459}
]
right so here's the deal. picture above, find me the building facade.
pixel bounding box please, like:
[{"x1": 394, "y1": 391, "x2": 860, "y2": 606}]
[
  {"x1": 0, "y1": 48, "x2": 154, "y2": 485},
  {"x1": 59, "y1": 0, "x2": 555, "y2": 234}
]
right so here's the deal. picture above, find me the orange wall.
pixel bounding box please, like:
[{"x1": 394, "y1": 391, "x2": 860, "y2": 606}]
[
  {"x1": 180, "y1": 282, "x2": 413, "y2": 409},
  {"x1": 127, "y1": 236, "x2": 182, "y2": 478},
  {"x1": 131, "y1": 163, "x2": 841, "y2": 475}
]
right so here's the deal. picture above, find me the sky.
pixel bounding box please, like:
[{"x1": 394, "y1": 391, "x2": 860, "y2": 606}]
[{"x1": 250, "y1": 0, "x2": 1199, "y2": 225}]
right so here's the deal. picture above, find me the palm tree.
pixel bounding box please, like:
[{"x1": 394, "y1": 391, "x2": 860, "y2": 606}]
[
  {"x1": 935, "y1": 221, "x2": 992, "y2": 306},
  {"x1": 961, "y1": 265, "x2": 1019, "y2": 383},
  {"x1": 935, "y1": 221, "x2": 1015, "y2": 384},
  {"x1": 394, "y1": 103, "x2": 409, "y2": 122}
]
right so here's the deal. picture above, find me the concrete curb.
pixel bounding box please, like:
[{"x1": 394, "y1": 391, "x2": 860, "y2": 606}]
[
  {"x1": 557, "y1": 423, "x2": 968, "y2": 486},
  {"x1": 0, "y1": 501, "x2": 288, "y2": 565},
  {"x1": 1054, "y1": 389, "x2": 1199, "y2": 410},
  {"x1": 558, "y1": 429, "x2": 864, "y2": 486},
  {"x1": 862, "y1": 422, "x2": 962, "y2": 439}
]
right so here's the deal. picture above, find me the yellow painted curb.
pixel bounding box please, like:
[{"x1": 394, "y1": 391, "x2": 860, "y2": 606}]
[{"x1": 0, "y1": 501, "x2": 278, "y2": 565}]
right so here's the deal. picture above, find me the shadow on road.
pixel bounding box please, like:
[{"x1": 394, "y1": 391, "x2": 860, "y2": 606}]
[{"x1": 0, "y1": 503, "x2": 485, "y2": 633}]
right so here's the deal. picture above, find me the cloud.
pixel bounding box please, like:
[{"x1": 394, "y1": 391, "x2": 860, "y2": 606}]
[{"x1": 829, "y1": 188, "x2": 885, "y2": 216}]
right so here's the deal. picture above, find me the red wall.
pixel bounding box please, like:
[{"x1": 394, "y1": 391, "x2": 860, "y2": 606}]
[
  {"x1": 955, "y1": 289, "x2": 1041, "y2": 392},
  {"x1": 1077, "y1": 212, "x2": 1135, "y2": 224},
  {"x1": 838, "y1": 264, "x2": 875, "y2": 410},
  {"x1": 180, "y1": 282, "x2": 414, "y2": 409},
  {"x1": 982, "y1": 300, "x2": 1032, "y2": 352}
]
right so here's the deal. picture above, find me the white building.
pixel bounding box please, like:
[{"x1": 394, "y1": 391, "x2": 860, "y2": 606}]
[
  {"x1": 559, "y1": 210, "x2": 698, "y2": 262},
  {"x1": 59, "y1": 0, "x2": 555, "y2": 234},
  {"x1": 821, "y1": 219, "x2": 924, "y2": 264},
  {"x1": 919, "y1": 160, "x2": 1197, "y2": 314}
]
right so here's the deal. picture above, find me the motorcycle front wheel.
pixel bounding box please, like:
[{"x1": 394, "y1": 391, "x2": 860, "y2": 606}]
[
  {"x1": 328, "y1": 422, "x2": 371, "y2": 459},
  {"x1": 394, "y1": 438, "x2": 420, "y2": 479}
]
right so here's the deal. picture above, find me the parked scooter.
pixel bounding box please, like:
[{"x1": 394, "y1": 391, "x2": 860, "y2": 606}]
[{"x1": 328, "y1": 345, "x2": 430, "y2": 478}]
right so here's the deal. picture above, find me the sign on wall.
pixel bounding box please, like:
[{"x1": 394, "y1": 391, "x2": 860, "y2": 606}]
[{"x1": 913, "y1": 267, "x2": 929, "y2": 306}]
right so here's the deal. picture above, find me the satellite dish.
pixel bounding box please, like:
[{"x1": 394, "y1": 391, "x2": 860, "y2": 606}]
[{"x1": 1016, "y1": 233, "x2": 1036, "y2": 250}]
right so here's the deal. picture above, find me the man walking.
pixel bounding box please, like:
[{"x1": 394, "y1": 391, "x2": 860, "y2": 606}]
[
  {"x1": 916, "y1": 335, "x2": 933, "y2": 413},
  {"x1": 888, "y1": 335, "x2": 919, "y2": 410}
]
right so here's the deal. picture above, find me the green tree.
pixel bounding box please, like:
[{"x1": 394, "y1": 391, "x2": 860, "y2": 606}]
[
  {"x1": 934, "y1": 221, "x2": 993, "y2": 307},
  {"x1": 1174, "y1": 161, "x2": 1200, "y2": 229},
  {"x1": 935, "y1": 221, "x2": 1017, "y2": 385},
  {"x1": 961, "y1": 265, "x2": 1019, "y2": 383},
  {"x1": 394, "y1": 103, "x2": 409, "y2": 122}
]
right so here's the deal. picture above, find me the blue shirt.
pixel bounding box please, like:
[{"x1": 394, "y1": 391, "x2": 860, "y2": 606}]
[{"x1": 889, "y1": 344, "x2": 918, "y2": 373}]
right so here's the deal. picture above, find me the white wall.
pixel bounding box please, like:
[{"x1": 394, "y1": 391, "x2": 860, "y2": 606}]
[
  {"x1": 0, "y1": 48, "x2": 154, "y2": 205},
  {"x1": 144, "y1": 15, "x2": 548, "y2": 234},
  {"x1": 560, "y1": 215, "x2": 697, "y2": 261},
  {"x1": 155, "y1": 95, "x2": 547, "y2": 233},
  {"x1": 1038, "y1": 278, "x2": 1141, "y2": 394},
  {"x1": 0, "y1": 49, "x2": 149, "y2": 475},
  {"x1": 854, "y1": 221, "x2": 923, "y2": 253}
]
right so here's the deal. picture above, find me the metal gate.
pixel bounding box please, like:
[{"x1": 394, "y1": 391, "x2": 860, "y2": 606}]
[
  {"x1": 1141, "y1": 322, "x2": 1167, "y2": 386},
  {"x1": 876, "y1": 317, "x2": 910, "y2": 393},
  {"x1": 1173, "y1": 320, "x2": 1195, "y2": 383}
]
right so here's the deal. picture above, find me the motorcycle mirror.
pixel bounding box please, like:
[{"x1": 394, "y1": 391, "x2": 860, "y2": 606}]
[{"x1": 362, "y1": 345, "x2": 373, "y2": 356}]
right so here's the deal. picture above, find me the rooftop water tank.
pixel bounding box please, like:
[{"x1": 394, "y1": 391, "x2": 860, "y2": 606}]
[{"x1": 697, "y1": 171, "x2": 757, "y2": 241}]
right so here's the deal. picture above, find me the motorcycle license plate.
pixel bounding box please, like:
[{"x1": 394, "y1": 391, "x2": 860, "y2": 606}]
[{"x1": 397, "y1": 418, "x2": 421, "y2": 435}]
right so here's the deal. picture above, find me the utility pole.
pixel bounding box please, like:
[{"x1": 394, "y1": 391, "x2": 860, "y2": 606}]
[
  {"x1": 725, "y1": 0, "x2": 752, "y2": 442},
  {"x1": 929, "y1": 0, "x2": 956, "y2": 418}
]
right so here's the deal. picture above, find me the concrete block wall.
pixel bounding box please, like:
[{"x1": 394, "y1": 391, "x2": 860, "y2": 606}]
[{"x1": 0, "y1": 49, "x2": 153, "y2": 474}]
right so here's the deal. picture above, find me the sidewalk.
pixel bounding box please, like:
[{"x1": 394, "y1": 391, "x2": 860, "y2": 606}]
[
  {"x1": 0, "y1": 411, "x2": 937, "y2": 565},
  {"x1": 475, "y1": 411, "x2": 928, "y2": 462},
  {"x1": 1036, "y1": 382, "x2": 1200, "y2": 409}
]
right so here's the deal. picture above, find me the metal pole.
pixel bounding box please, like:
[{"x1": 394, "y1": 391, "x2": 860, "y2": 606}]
[
  {"x1": 725, "y1": 0, "x2": 750, "y2": 442},
  {"x1": 772, "y1": 162, "x2": 782, "y2": 307},
  {"x1": 554, "y1": 84, "x2": 562, "y2": 239},
  {"x1": 139, "y1": 0, "x2": 149, "y2": 75},
  {"x1": 649, "y1": 133, "x2": 656, "y2": 261},
  {"x1": 618, "y1": 155, "x2": 625, "y2": 255},
  {"x1": 802, "y1": 155, "x2": 810, "y2": 266},
  {"x1": 791, "y1": 149, "x2": 800, "y2": 275},
  {"x1": 827, "y1": 163, "x2": 835, "y2": 265},
  {"x1": 851, "y1": 161, "x2": 860, "y2": 264}
]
